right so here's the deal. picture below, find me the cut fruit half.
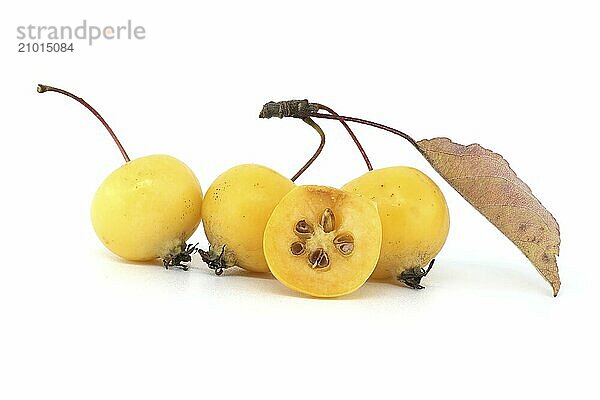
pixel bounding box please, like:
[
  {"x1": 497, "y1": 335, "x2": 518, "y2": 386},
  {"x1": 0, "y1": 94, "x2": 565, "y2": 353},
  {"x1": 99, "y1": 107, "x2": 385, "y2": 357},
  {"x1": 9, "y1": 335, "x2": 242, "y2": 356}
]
[{"x1": 263, "y1": 185, "x2": 382, "y2": 297}]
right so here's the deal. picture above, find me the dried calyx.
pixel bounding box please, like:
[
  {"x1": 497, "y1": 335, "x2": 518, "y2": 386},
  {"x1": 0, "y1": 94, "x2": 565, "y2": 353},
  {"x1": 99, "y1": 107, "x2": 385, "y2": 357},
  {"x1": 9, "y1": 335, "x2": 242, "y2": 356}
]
[
  {"x1": 289, "y1": 208, "x2": 355, "y2": 271},
  {"x1": 197, "y1": 245, "x2": 232, "y2": 275},
  {"x1": 163, "y1": 243, "x2": 199, "y2": 270},
  {"x1": 398, "y1": 259, "x2": 436, "y2": 290}
]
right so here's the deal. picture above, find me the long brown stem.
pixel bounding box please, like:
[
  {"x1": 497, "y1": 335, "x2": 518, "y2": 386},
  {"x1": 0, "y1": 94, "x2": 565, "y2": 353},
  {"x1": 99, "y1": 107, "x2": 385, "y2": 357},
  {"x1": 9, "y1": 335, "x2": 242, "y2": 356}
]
[
  {"x1": 313, "y1": 104, "x2": 373, "y2": 171},
  {"x1": 37, "y1": 84, "x2": 131, "y2": 162},
  {"x1": 291, "y1": 117, "x2": 325, "y2": 182},
  {"x1": 308, "y1": 111, "x2": 419, "y2": 150}
]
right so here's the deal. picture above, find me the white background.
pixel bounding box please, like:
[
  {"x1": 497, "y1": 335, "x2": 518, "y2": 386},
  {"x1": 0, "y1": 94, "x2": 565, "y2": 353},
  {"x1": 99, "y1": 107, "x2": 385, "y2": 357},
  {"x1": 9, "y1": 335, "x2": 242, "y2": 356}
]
[{"x1": 1, "y1": 1, "x2": 598, "y2": 399}]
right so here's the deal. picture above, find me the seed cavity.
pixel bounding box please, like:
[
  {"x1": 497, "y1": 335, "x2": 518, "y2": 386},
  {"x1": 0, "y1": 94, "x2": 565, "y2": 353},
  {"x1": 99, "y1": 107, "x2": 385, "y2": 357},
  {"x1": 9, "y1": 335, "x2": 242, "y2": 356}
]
[
  {"x1": 333, "y1": 233, "x2": 353, "y2": 244},
  {"x1": 337, "y1": 242, "x2": 354, "y2": 255},
  {"x1": 308, "y1": 248, "x2": 322, "y2": 265},
  {"x1": 317, "y1": 252, "x2": 330, "y2": 269},
  {"x1": 290, "y1": 241, "x2": 306, "y2": 256},
  {"x1": 308, "y1": 248, "x2": 330, "y2": 269},
  {"x1": 334, "y1": 233, "x2": 355, "y2": 255},
  {"x1": 291, "y1": 211, "x2": 349, "y2": 271},
  {"x1": 295, "y1": 220, "x2": 314, "y2": 238},
  {"x1": 320, "y1": 208, "x2": 336, "y2": 233}
]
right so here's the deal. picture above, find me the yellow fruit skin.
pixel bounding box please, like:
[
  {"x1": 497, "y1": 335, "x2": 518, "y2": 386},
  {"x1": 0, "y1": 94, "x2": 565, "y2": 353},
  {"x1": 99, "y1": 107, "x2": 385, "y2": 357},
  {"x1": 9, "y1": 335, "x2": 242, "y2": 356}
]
[
  {"x1": 264, "y1": 185, "x2": 382, "y2": 297},
  {"x1": 201, "y1": 164, "x2": 295, "y2": 273},
  {"x1": 91, "y1": 155, "x2": 203, "y2": 261},
  {"x1": 342, "y1": 166, "x2": 449, "y2": 279}
]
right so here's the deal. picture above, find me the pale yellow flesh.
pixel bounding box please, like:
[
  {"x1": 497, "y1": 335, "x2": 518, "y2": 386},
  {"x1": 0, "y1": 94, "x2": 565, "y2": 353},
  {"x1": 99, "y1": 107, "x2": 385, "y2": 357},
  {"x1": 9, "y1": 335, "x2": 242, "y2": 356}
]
[
  {"x1": 201, "y1": 164, "x2": 295, "y2": 272},
  {"x1": 91, "y1": 154, "x2": 203, "y2": 261},
  {"x1": 343, "y1": 166, "x2": 449, "y2": 279},
  {"x1": 264, "y1": 185, "x2": 382, "y2": 297}
]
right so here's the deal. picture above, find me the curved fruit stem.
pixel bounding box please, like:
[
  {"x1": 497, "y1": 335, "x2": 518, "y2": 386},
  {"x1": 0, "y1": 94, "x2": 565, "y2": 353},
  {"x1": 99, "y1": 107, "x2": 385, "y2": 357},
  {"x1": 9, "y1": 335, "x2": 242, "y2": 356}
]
[
  {"x1": 260, "y1": 100, "x2": 373, "y2": 171},
  {"x1": 308, "y1": 112, "x2": 419, "y2": 149},
  {"x1": 312, "y1": 104, "x2": 373, "y2": 171},
  {"x1": 291, "y1": 117, "x2": 325, "y2": 182},
  {"x1": 37, "y1": 84, "x2": 131, "y2": 162}
]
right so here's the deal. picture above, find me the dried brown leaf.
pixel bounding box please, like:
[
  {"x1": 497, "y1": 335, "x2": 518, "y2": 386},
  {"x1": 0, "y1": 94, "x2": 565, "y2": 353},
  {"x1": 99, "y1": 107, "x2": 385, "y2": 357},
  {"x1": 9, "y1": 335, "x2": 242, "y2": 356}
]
[{"x1": 417, "y1": 137, "x2": 561, "y2": 296}]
